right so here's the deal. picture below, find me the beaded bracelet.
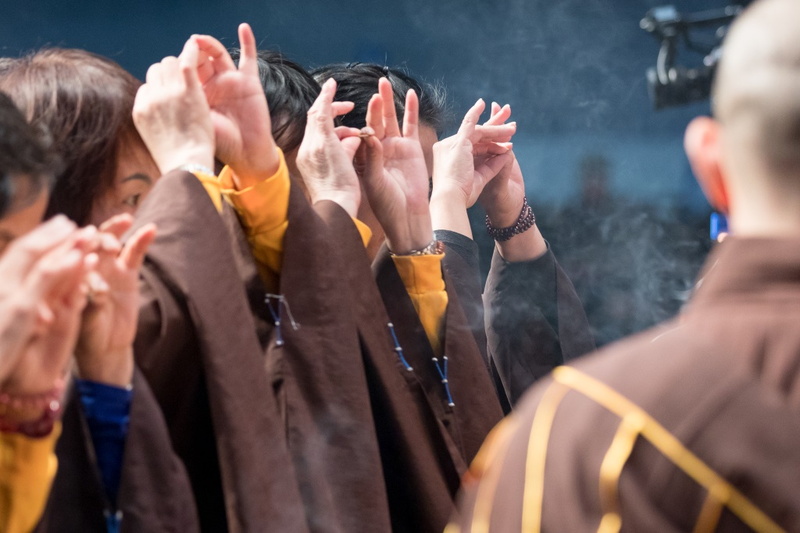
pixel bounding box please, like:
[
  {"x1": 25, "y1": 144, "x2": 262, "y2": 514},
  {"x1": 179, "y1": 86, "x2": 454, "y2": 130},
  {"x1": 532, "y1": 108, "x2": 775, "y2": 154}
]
[
  {"x1": 0, "y1": 378, "x2": 66, "y2": 438},
  {"x1": 388, "y1": 239, "x2": 444, "y2": 256},
  {"x1": 485, "y1": 196, "x2": 536, "y2": 242}
]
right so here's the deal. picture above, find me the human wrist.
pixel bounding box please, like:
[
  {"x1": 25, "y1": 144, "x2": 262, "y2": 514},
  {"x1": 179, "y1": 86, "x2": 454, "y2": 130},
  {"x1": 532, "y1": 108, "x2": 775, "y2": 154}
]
[
  {"x1": 162, "y1": 146, "x2": 215, "y2": 177},
  {"x1": 386, "y1": 215, "x2": 434, "y2": 255},
  {"x1": 484, "y1": 192, "x2": 525, "y2": 228},
  {"x1": 311, "y1": 188, "x2": 360, "y2": 218},
  {"x1": 229, "y1": 145, "x2": 281, "y2": 190},
  {"x1": 0, "y1": 377, "x2": 66, "y2": 437},
  {"x1": 429, "y1": 193, "x2": 473, "y2": 238},
  {"x1": 75, "y1": 347, "x2": 134, "y2": 389},
  {"x1": 430, "y1": 182, "x2": 469, "y2": 209},
  {"x1": 496, "y1": 225, "x2": 548, "y2": 262}
]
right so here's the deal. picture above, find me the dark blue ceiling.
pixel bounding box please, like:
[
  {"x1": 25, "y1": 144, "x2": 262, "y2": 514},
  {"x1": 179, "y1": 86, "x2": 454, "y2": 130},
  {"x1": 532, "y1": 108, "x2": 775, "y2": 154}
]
[{"x1": 0, "y1": 0, "x2": 744, "y2": 136}]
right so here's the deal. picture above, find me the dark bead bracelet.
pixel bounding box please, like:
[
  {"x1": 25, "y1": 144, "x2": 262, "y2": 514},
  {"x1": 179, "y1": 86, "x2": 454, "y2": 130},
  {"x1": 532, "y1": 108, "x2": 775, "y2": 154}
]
[{"x1": 485, "y1": 196, "x2": 536, "y2": 242}]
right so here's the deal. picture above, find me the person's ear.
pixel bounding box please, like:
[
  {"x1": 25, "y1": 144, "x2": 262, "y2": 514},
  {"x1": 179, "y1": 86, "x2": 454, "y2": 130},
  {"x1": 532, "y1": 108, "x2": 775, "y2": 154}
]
[{"x1": 685, "y1": 116, "x2": 729, "y2": 214}]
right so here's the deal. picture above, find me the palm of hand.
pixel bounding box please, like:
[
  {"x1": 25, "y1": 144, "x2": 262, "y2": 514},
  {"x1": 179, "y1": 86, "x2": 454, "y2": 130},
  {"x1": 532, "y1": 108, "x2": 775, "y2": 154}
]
[
  {"x1": 380, "y1": 137, "x2": 430, "y2": 214},
  {"x1": 204, "y1": 72, "x2": 273, "y2": 167}
]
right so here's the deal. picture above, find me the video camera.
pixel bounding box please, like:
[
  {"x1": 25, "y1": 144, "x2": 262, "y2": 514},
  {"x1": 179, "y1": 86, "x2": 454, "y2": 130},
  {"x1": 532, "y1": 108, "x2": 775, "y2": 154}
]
[{"x1": 641, "y1": 5, "x2": 744, "y2": 110}]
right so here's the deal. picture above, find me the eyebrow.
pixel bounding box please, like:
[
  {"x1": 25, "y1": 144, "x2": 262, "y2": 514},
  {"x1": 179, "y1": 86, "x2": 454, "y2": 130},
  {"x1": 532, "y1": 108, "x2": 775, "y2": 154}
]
[{"x1": 122, "y1": 173, "x2": 153, "y2": 184}]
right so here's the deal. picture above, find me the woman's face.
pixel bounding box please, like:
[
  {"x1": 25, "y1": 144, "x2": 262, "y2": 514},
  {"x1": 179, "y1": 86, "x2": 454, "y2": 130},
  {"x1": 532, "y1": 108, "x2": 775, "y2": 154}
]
[
  {"x1": 0, "y1": 182, "x2": 49, "y2": 256},
  {"x1": 89, "y1": 141, "x2": 160, "y2": 227}
]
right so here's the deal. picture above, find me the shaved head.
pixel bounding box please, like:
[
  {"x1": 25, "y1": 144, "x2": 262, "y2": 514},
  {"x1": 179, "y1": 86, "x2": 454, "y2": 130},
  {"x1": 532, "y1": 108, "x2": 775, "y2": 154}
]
[{"x1": 714, "y1": 0, "x2": 800, "y2": 181}]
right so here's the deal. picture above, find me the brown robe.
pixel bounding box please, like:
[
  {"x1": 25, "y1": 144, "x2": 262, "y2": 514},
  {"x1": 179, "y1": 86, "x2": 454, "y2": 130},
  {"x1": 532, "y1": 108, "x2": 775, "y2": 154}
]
[
  {"x1": 133, "y1": 171, "x2": 399, "y2": 533},
  {"x1": 323, "y1": 204, "x2": 467, "y2": 532},
  {"x1": 483, "y1": 246, "x2": 595, "y2": 406},
  {"x1": 373, "y1": 245, "x2": 504, "y2": 468},
  {"x1": 453, "y1": 237, "x2": 800, "y2": 532},
  {"x1": 35, "y1": 369, "x2": 199, "y2": 532},
  {"x1": 253, "y1": 186, "x2": 391, "y2": 533},
  {"x1": 436, "y1": 231, "x2": 595, "y2": 411},
  {"x1": 129, "y1": 170, "x2": 307, "y2": 533}
]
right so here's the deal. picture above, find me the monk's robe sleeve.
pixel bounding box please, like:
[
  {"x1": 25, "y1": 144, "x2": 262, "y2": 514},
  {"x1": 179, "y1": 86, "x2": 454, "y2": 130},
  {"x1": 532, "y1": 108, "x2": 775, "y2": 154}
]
[
  {"x1": 217, "y1": 150, "x2": 291, "y2": 291},
  {"x1": 0, "y1": 425, "x2": 61, "y2": 533},
  {"x1": 392, "y1": 254, "x2": 449, "y2": 356},
  {"x1": 218, "y1": 150, "x2": 372, "y2": 289},
  {"x1": 191, "y1": 170, "x2": 223, "y2": 213}
]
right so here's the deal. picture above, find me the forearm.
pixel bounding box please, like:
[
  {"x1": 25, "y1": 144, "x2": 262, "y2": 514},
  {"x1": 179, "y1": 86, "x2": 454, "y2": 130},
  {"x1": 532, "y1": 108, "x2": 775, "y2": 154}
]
[
  {"x1": 495, "y1": 225, "x2": 548, "y2": 262},
  {"x1": 219, "y1": 149, "x2": 290, "y2": 289},
  {"x1": 485, "y1": 194, "x2": 547, "y2": 262},
  {"x1": 385, "y1": 209, "x2": 434, "y2": 256},
  {"x1": 430, "y1": 188, "x2": 472, "y2": 239}
]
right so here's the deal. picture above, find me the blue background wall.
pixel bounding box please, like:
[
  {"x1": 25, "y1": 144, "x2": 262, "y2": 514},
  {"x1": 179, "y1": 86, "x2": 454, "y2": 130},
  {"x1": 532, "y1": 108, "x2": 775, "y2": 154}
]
[{"x1": 1, "y1": 0, "x2": 743, "y2": 343}]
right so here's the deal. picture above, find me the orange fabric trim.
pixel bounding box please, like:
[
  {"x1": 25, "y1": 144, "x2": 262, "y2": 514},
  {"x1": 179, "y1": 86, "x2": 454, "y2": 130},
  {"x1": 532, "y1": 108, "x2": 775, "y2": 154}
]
[
  {"x1": 552, "y1": 366, "x2": 784, "y2": 533},
  {"x1": 520, "y1": 382, "x2": 570, "y2": 533},
  {"x1": 597, "y1": 413, "x2": 645, "y2": 533}
]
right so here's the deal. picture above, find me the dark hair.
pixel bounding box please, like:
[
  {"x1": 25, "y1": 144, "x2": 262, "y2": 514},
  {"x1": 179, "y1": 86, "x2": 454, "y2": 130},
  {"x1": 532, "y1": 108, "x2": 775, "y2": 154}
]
[
  {"x1": 0, "y1": 49, "x2": 144, "y2": 225},
  {"x1": 311, "y1": 63, "x2": 447, "y2": 134},
  {"x1": 0, "y1": 91, "x2": 57, "y2": 219},
  {"x1": 229, "y1": 49, "x2": 320, "y2": 154}
]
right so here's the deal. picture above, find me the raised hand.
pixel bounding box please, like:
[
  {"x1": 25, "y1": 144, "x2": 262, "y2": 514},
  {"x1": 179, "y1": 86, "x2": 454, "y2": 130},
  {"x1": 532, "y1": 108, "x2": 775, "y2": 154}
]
[
  {"x1": 479, "y1": 102, "x2": 528, "y2": 228},
  {"x1": 192, "y1": 24, "x2": 279, "y2": 189},
  {"x1": 431, "y1": 99, "x2": 516, "y2": 209},
  {"x1": 479, "y1": 103, "x2": 548, "y2": 261},
  {"x1": 132, "y1": 38, "x2": 215, "y2": 175},
  {"x1": 0, "y1": 217, "x2": 95, "y2": 399},
  {"x1": 360, "y1": 77, "x2": 432, "y2": 254},
  {"x1": 296, "y1": 78, "x2": 364, "y2": 217},
  {"x1": 74, "y1": 215, "x2": 156, "y2": 387}
]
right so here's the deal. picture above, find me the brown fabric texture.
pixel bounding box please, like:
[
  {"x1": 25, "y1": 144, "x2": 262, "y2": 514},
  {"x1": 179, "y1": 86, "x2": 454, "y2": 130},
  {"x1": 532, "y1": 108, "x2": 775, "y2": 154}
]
[
  {"x1": 36, "y1": 369, "x2": 199, "y2": 532},
  {"x1": 372, "y1": 246, "x2": 504, "y2": 468},
  {"x1": 130, "y1": 170, "x2": 307, "y2": 533},
  {"x1": 254, "y1": 187, "x2": 392, "y2": 533},
  {"x1": 454, "y1": 237, "x2": 800, "y2": 532},
  {"x1": 484, "y1": 245, "x2": 595, "y2": 405},
  {"x1": 320, "y1": 201, "x2": 465, "y2": 532}
]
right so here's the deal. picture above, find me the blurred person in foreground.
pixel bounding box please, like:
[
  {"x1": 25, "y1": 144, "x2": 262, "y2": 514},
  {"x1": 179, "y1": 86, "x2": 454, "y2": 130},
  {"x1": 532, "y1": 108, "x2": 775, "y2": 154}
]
[
  {"x1": 0, "y1": 91, "x2": 93, "y2": 533},
  {"x1": 451, "y1": 0, "x2": 800, "y2": 530},
  {"x1": 0, "y1": 47, "x2": 208, "y2": 531},
  {"x1": 0, "y1": 89, "x2": 185, "y2": 533}
]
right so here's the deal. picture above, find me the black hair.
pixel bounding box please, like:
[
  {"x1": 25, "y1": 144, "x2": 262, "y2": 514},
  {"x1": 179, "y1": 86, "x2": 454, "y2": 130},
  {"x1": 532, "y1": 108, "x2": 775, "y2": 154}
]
[
  {"x1": 0, "y1": 91, "x2": 57, "y2": 219},
  {"x1": 229, "y1": 49, "x2": 320, "y2": 153},
  {"x1": 311, "y1": 63, "x2": 448, "y2": 134}
]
